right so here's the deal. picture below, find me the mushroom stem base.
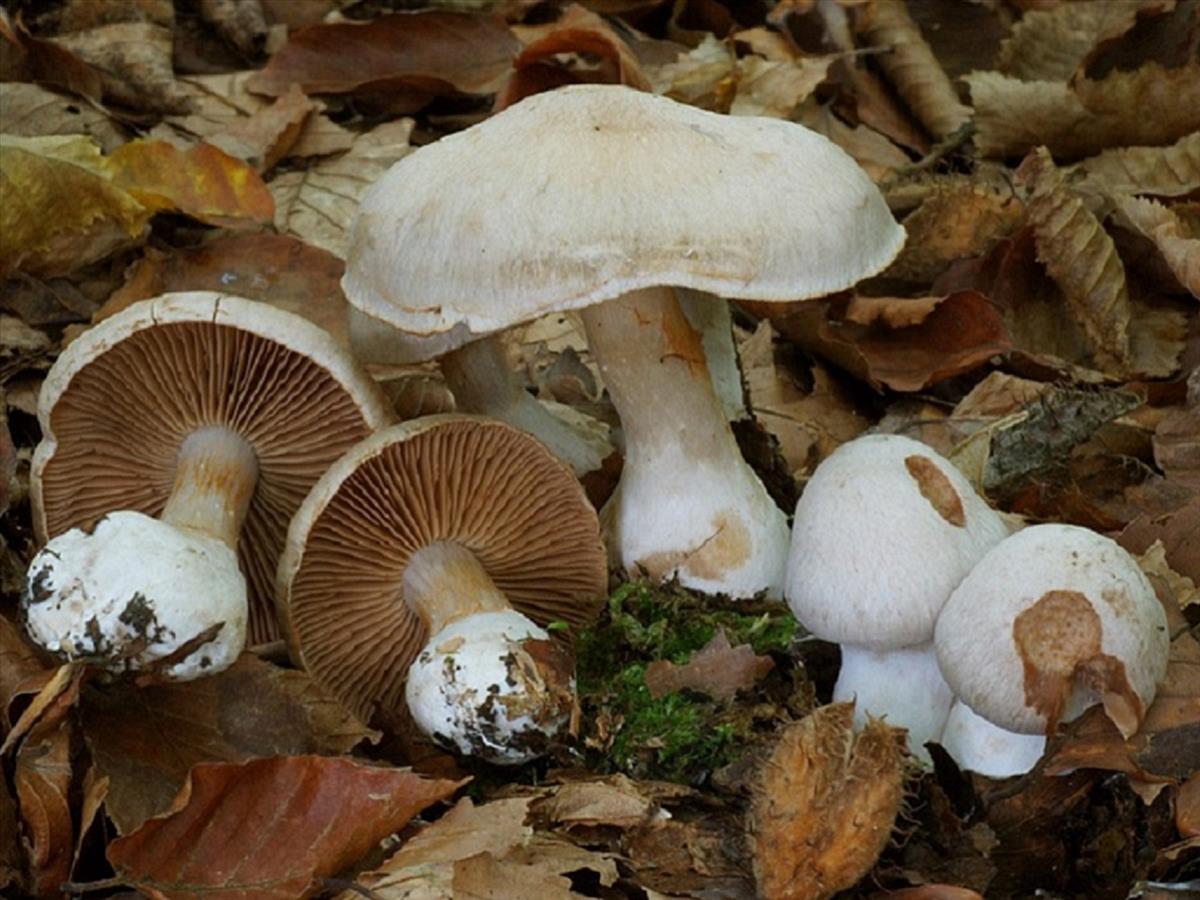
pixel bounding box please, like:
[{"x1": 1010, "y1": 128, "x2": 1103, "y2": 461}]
[
  {"x1": 161, "y1": 426, "x2": 258, "y2": 550},
  {"x1": 403, "y1": 541, "x2": 510, "y2": 635}
]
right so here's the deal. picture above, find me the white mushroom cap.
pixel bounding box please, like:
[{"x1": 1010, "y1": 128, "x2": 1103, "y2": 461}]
[
  {"x1": 343, "y1": 83, "x2": 905, "y2": 338},
  {"x1": 935, "y1": 524, "x2": 1169, "y2": 737},
  {"x1": 405, "y1": 609, "x2": 573, "y2": 765},
  {"x1": 23, "y1": 511, "x2": 246, "y2": 679},
  {"x1": 786, "y1": 434, "x2": 1010, "y2": 649},
  {"x1": 939, "y1": 699, "x2": 1046, "y2": 779}
]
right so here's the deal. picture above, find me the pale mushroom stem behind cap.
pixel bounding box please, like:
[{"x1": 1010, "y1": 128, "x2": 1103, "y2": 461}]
[{"x1": 161, "y1": 426, "x2": 259, "y2": 549}]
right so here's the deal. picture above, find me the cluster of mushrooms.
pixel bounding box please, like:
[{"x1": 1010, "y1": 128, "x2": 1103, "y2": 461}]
[{"x1": 20, "y1": 85, "x2": 1170, "y2": 774}]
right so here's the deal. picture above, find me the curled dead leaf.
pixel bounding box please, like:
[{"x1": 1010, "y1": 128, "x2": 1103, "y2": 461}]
[
  {"x1": 751, "y1": 702, "x2": 908, "y2": 900},
  {"x1": 52, "y1": 21, "x2": 190, "y2": 114},
  {"x1": 645, "y1": 628, "x2": 774, "y2": 702},
  {"x1": 1063, "y1": 132, "x2": 1200, "y2": 203},
  {"x1": 996, "y1": 0, "x2": 1156, "y2": 82},
  {"x1": 1114, "y1": 195, "x2": 1200, "y2": 297}
]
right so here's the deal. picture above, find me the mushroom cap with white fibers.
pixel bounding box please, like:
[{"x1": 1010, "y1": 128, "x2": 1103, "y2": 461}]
[
  {"x1": 342, "y1": 83, "x2": 905, "y2": 339},
  {"x1": 935, "y1": 524, "x2": 1169, "y2": 737},
  {"x1": 406, "y1": 609, "x2": 574, "y2": 764},
  {"x1": 277, "y1": 415, "x2": 608, "y2": 731},
  {"x1": 23, "y1": 511, "x2": 246, "y2": 679},
  {"x1": 786, "y1": 434, "x2": 1010, "y2": 649},
  {"x1": 939, "y1": 698, "x2": 1046, "y2": 779},
  {"x1": 32, "y1": 292, "x2": 391, "y2": 643}
]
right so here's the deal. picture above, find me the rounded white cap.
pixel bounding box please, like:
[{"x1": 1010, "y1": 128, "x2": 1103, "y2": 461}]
[
  {"x1": 343, "y1": 83, "x2": 905, "y2": 345},
  {"x1": 405, "y1": 609, "x2": 573, "y2": 765},
  {"x1": 935, "y1": 524, "x2": 1169, "y2": 736},
  {"x1": 23, "y1": 511, "x2": 247, "y2": 680},
  {"x1": 786, "y1": 434, "x2": 1010, "y2": 649}
]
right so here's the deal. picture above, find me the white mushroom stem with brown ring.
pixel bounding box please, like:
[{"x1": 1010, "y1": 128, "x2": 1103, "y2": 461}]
[
  {"x1": 278, "y1": 416, "x2": 608, "y2": 765},
  {"x1": 24, "y1": 292, "x2": 391, "y2": 679},
  {"x1": 582, "y1": 288, "x2": 788, "y2": 597}
]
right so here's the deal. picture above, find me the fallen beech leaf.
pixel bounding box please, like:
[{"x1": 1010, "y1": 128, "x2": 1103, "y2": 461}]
[
  {"x1": 844, "y1": 294, "x2": 943, "y2": 328},
  {"x1": 645, "y1": 629, "x2": 773, "y2": 702},
  {"x1": 14, "y1": 711, "x2": 74, "y2": 899},
  {"x1": 82, "y1": 654, "x2": 374, "y2": 834},
  {"x1": 108, "y1": 756, "x2": 464, "y2": 900},
  {"x1": 995, "y1": 0, "x2": 1154, "y2": 81},
  {"x1": 870, "y1": 888, "x2": 985, "y2": 900},
  {"x1": 751, "y1": 703, "x2": 907, "y2": 900},
  {"x1": 730, "y1": 53, "x2": 832, "y2": 119},
  {"x1": 1063, "y1": 132, "x2": 1200, "y2": 202},
  {"x1": 854, "y1": 0, "x2": 971, "y2": 140},
  {"x1": 0, "y1": 773, "x2": 21, "y2": 894},
  {"x1": 209, "y1": 83, "x2": 316, "y2": 171},
  {"x1": 967, "y1": 61, "x2": 1200, "y2": 159},
  {"x1": 106, "y1": 139, "x2": 274, "y2": 226},
  {"x1": 537, "y1": 774, "x2": 656, "y2": 829},
  {"x1": 0, "y1": 14, "x2": 104, "y2": 103},
  {"x1": 1153, "y1": 405, "x2": 1200, "y2": 487},
  {"x1": 1114, "y1": 195, "x2": 1200, "y2": 297},
  {"x1": 270, "y1": 119, "x2": 414, "y2": 258},
  {"x1": 1017, "y1": 147, "x2": 1132, "y2": 369},
  {"x1": 648, "y1": 34, "x2": 735, "y2": 110},
  {"x1": 499, "y1": 4, "x2": 651, "y2": 109},
  {"x1": 1178, "y1": 772, "x2": 1200, "y2": 837},
  {"x1": 52, "y1": 21, "x2": 190, "y2": 114},
  {"x1": 99, "y1": 234, "x2": 348, "y2": 341},
  {"x1": 0, "y1": 618, "x2": 47, "y2": 734},
  {"x1": 249, "y1": 11, "x2": 519, "y2": 105},
  {"x1": 0, "y1": 134, "x2": 149, "y2": 278},
  {"x1": 800, "y1": 103, "x2": 911, "y2": 183},
  {"x1": 0, "y1": 83, "x2": 128, "y2": 151},
  {"x1": 199, "y1": 0, "x2": 268, "y2": 56},
  {"x1": 770, "y1": 291, "x2": 1011, "y2": 392},
  {"x1": 1121, "y1": 490, "x2": 1200, "y2": 583},
  {"x1": 1138, "y1": 541, "x2": 1200, "y2": 611}
]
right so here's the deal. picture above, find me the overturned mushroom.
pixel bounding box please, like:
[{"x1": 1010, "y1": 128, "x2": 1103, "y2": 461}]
[
  {"x1": 277, "y1": 415, "x2": 607, "y2": 764},
  {"x1": 343, "y1": 84, "x2": 904, "y2": 599},
  {"x1": 935, "y1": 524, "x2": 1169, "y2": 774},
  {"x1": 786, "y1": 434, "x2": 1010, "y2": 758},
  {"x1": 24, "y1": 292, "x2": 390, "y2": 678}
]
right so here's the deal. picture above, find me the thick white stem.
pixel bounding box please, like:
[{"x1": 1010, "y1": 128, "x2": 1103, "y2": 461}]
[
  {"x1": 581, "y1": 287, "x2": 788, "y2": 598},
  {"x1": 940, "y1": 699, "x2": 1046, "y2": 778},
  {"x1": 678, "y1": 290, "x2": 748, "y2": 423},
  {"x1": 833, "y1": 642, "x2": 955, "y2": 763},
  {"x1": 403, "y1": 541, "x2": 510, "y2": 635},
  {"x1": 160, "y1": 426, "x2": 258, "y2": 550}
]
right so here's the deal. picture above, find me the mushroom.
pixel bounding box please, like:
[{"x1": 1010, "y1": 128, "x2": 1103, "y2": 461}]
[
  {"x1": 24, "y1": 292, "x2": 390, "y2": 678},
  {"x1": 934, "y1": 524, "x2": 1169, "y2": 772},
  {"x1": 343, "y1": 84, "x2": 904, "y2": 599},
  {"x1": 939, "y1": 699, "x2": 1046, "y2": 779},
  {"x1": 276, "y1": 415, "x2": 607, "y2": 764},
  {"x1": 786, "y1": 434, "x2": 1010, "y2": 758}
]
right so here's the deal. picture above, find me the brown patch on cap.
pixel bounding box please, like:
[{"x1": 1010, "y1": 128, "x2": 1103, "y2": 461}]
[
  {"x1": 1013, "y1": 589, "x2": 1144, "y2": 736},
  {"x1": 637, "y1": 512, "x2": 751, "y2": 584},
  {"x1": 904, "y1": 455, "x2": 965, "y2": 527}
]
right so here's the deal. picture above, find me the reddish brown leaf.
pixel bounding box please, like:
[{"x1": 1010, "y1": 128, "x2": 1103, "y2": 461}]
[
  {"x1": 0, "y1": 14, "x2": 103, "y2": 103},
  {"x1": 1177, "y1": 771, "x2": 1200, "y2": 838},
  {"x1": 14, "y1": 710, "x2": 74, "y2": 899},
  {"x1": 248, "y1": 11, "x2": 519, "y2": 107},
  {"x1": 870, "y1": 888, "x2": 985, "y2": 900},
  {"x1": 97, "y1": 234, "x2": 349, "y2": 345},
  {"x1": 107, "y1": 755, "x2": 465, "y2": 900},
  {"x1": 645, "y1": 629, "x2": 773, "y2": 702},
  {"x1": 82, "y1": 654, "x2": 375, "y2": 835},
  {"x1": 106, "y1": 140, "x2": 274, "y2": 227},
  {"x1": 0, "y1": 769, "x2": 22, "y2": 894},
  {"x1": 0, "y1": 617, "x2": 47, "y2": 735}
]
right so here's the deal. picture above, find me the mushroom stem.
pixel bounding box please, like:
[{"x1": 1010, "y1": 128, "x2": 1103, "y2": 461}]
[
  {"x1": 939, "y1": 699, "x2": 1046, "y2": 778},
  {"x1": 160, "y1": 426, "x2": 259, "y2": 550},
  {"x1": 440, "y1": 337, "x2": 609, "y2": 477},
  {"x1": 678, "y1": 290, "x2": 748, "y2": 423},
  {"x1": 580, "y1": 286, "x2": 788, "y2": 598},
  {"x1": 832, "y1": 642, "x2": 955, "y2": 763},
  {"x1": 403, "y1": 541, "x2": 510, "y2": 635}
]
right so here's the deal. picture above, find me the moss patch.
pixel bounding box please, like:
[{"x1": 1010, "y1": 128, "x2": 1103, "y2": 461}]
[{"x1": 576, "y1": 579, "x2": 808, "y2": 784}]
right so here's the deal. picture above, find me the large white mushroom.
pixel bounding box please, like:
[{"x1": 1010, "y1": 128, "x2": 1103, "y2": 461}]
[
  {"x1": 786, "y1": 434, "x2": 1010, "y2": 758},
  {"x1": 277, "y1": 415, "x2": 608, "y2": 764},
  {"x1": 935, "y1": 524, "x2": 1169, "y2": 775},
  {"x1": 24, "y1": 293, "x2": 390, "y2": 679},
  {"x1": 343, "y1": 84, "x2": 904, "y2": 600}
]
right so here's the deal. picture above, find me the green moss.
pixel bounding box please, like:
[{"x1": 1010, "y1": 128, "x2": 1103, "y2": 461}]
[{"x1": 576, "y1": 579, "x2": 800, "y2": 784}]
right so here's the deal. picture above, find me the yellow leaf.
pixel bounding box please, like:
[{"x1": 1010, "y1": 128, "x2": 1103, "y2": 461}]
[
  {"x1": 107, "y1": 139, "x2": 275, "y2": 227},
  {"x1": 0, "y1": 133, "x2": 149, "y2": 278}
]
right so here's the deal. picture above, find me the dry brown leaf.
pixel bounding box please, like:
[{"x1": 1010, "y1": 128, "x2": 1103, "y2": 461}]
[
  {"x1": 799, "y1": 103, "x2": 912, "y2": 183},
  {"x1": 98, "y1": 233, "x2": 349, "y2": 342},
  {"x1": 270, "y1": 119, "x2": 414, "y2": 258},
  {"x1": 0, "y1": 12, "x2": 104, "y2": 104},
  {"x1": 995, "y1": 0, "x2": 1162, "y2": 81},
  {"x1": 0, "y1": 771, "x2": 21, "y2": 895},
  {"x1": 13, "y1": 710, "x2": 74, "y2": 899},
  {"x1": 108, "y1": 756, "x2": 464, "y2": 900},
  {"x1": 647, "y1": 34, "x2": 735, "y2": 110},
  {"x1": 729, "y1": 53, "x2": 832, "y2": 119},
  {"x1": 1064, "y1": 132, "x2": 1200, "y2": 201},
  {"x1": 205, "y1": 83, "x2": 316, "y2": 171},
  {"x1": 1115, "y1": 195, "x2": 1200, "y2": 297},
  {"x1": 1153, "y1": 399, "x2": 1200, "y2": 486},
  {"x1": 537, "y1": 775, "x2": 656, "y2": 829},
  {"x1": 844, "y1": 294, "x2": 943, "y2": 328},
  {"x1": 249, "y1": 10, "x2": 519, "y2": 106},
  {"x1": 1178, "y1": 771, "x2": 1200, "y2": 837},
  {"x1": 869, "y1": 888, "x2": 985, "y2": 900},
  {"x1": 0, "y1": 83, "x2": 127, "y2": 151},
  {"x1": 1121, "y1": 487, "x2": 1200, "y2": 583},
  {"x1": 645, "y1": 629, "x2": 773, "y2": 703},
  {"x1": 886, "y1": 182, "x2": 1024, "y2": 283},
  {"x1": 854, "y1": 0, "x2": 971, "y2": 139},
  {"x1": 0, "y1": 134, "x2": 150, "y2": 278},
  {"x1": 0, "y1": 617, "x2": 47, "y2": 735},
  {"x1": 740, "y1": 322, "x2": 871, "y2": 478},
  {"x1": 751, "y1": 703, "x2": 907, "y2": 900},
  {"x1": 968, "y1": 61, "x2": 1200, "y2": 159},
  {"x1": 52, "y1": 21, "x2": 190, "y2": 114},
  {"x1": 1016, "y1": 147, "x2": 1133, "y2": 369},
  {"x1": 1138, "y1": 541, "x2": 1200, "y2": 611},
  {"x1": 82, "y1": 654, "x2": 375, "y2": 835},
  {"x1": 199, "y1": 0, "x2": 268, "y2": 56}
]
